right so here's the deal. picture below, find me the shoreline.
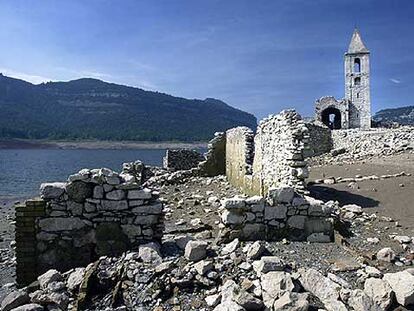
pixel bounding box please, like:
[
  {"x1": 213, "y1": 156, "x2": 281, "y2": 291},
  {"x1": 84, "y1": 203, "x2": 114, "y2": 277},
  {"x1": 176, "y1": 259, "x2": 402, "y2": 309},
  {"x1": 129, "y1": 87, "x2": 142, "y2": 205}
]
[{"x1": 0, "y1": 139, "x2": 208, "y2": 150}]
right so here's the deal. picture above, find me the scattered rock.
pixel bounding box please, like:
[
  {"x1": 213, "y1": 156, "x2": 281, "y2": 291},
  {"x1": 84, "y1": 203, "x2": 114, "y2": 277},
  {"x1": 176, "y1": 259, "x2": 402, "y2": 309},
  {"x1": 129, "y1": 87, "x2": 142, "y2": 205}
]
[{"x1": 184, "y1": 240, "x2": 208, "y2": 262}]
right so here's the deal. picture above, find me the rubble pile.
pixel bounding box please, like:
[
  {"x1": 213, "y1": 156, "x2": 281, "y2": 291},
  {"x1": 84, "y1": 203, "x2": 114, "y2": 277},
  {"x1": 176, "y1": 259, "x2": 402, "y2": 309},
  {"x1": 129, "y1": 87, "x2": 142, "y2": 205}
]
[{"x1": 4, "y1": 232, "x2": 414, "y2": 311}]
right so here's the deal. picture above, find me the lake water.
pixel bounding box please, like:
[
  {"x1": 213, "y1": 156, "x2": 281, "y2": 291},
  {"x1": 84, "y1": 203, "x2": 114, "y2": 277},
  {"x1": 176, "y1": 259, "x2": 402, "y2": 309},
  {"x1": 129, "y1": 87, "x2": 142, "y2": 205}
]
[{"x1": 0, "y1": 148, "x2": 204, "y2": 199}]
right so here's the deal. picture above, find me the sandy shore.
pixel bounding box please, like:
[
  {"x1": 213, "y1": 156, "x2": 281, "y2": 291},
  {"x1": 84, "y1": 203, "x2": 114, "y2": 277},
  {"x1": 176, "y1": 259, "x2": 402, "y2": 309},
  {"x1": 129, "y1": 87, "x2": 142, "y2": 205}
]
[{"x1": 0, "y1": 139, "x2": 208, "y2": 150}]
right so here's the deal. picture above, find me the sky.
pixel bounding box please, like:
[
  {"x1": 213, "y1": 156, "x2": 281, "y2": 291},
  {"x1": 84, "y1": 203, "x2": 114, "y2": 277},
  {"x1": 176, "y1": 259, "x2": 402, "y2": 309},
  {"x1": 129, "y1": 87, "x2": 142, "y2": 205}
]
[{"x1": 0, "y1": 0, "x2": 413, "y2": 119}]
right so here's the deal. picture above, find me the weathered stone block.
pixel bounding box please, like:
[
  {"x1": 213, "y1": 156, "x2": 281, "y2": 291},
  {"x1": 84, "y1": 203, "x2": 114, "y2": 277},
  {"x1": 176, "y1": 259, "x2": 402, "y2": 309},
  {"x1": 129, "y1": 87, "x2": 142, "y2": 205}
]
[
  {"x1": 131, "y1": 203, "x2": 163, "y2": 215},
  {"x1": 287, "y1": 215, "x2": 307, "y2": 230},
  {"x1": 106, "y1": 189, "x2": 125, "y2": 200},
  {"x1": 128, "y1": 188, "x2": 152, "y2": 200},
  {"x1": 38, "y1": 217, "x2": 87, "y2": 232},
  {"x1": 134, "y1": 215, "x2": 159, "y2": 225},
  {"x1": 40, "y1": 183, "x2": 66, "y2": 200},
  {"x1": 221, "y1": 210, "x2": 245, "y2": 225},
  {"x1": 264, "y1": 205, "x2": 287, "y2": 220},
  {"x1": 100, "y1": 200, "x2": 128, "y2": 211},
  {"x1": 66, "y1": 181, "x2": 94, "y2": 203}
]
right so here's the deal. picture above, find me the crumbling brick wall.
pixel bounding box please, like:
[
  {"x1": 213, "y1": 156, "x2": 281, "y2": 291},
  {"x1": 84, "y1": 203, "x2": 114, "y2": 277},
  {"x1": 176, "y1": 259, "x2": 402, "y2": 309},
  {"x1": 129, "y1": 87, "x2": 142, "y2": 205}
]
[
  {"x1": 225, "y1": 110, "x2": 309, "y2": 196},
  {"x1": 15, "y1": 165, "x2": 163, "y2": 286}
]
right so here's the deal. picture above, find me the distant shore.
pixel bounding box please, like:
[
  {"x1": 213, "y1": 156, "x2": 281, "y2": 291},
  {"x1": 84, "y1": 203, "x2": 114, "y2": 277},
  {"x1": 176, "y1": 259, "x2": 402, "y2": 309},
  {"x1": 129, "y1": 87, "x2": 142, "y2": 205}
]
[{"x1": 0, "y1": 139, "x2": 208, "y2": 150}]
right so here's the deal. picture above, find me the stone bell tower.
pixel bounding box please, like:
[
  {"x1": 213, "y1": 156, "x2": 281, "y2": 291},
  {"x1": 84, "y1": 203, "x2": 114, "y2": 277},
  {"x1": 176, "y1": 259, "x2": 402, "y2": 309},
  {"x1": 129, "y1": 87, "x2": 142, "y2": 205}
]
[{"x1": 344, "y1": 29, "x2": 371, "y2": 129}]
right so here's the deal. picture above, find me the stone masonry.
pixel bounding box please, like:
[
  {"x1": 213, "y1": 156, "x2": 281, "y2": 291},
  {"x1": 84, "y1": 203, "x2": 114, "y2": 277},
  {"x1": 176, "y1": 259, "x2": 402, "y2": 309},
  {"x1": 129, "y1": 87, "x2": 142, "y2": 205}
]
[
  {"x1": 225, "y1": 110, "x2": 309, "y2": 196},
  {"x1": 315, "y1": 29, "x2": 371, "y2": 130},
  {"x1": 219, "y1": 187, "x2": 334, "y2": 242},
  {"x1": 163, "y1": 149, "x2": 205, "y2": 171},
  {"x1": 15, "y1": 163, "x2": 163, "y2": 286},
  {"x1": 198, "y1": 132, "x2": 226, "y2": 177}
]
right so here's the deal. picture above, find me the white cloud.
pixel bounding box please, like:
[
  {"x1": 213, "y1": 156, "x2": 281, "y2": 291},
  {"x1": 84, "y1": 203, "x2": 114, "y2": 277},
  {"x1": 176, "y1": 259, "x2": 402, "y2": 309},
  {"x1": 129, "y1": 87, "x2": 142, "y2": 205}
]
[
  {"x1": 0, "y1": 68, "x2": 53, "y2": 84},
  {"x1": 390, "y1": 78, "x2": 401, "y2": 84}
]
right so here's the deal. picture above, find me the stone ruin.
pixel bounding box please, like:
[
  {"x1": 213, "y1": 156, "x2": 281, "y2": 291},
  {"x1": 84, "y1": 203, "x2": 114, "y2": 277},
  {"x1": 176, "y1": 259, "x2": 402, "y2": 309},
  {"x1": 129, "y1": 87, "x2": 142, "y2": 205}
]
[
  {"x1": 225, "y1": 110, "x2": 309, "y2": 196},
  {"x1": 218, "y1": 110, "x2": 333, "y2": 243},
  {"x1": 15, "y1": 162, "x2": 163, "y2": 286},
  {"x1": 163, "y1": 149, "x2": 205, "y2": 171},
  {"x1": 13, "y1": 109, "x2": 338, "y2": 287}
]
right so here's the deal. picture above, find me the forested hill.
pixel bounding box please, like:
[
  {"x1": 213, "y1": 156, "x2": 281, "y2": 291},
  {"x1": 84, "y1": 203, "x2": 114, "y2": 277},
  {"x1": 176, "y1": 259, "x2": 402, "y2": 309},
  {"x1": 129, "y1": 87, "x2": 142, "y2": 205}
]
[
  {"x1": 0, "y1": 74, "x2": 257, "y2": 141},
  {"x1": 373, "y1": 106, "x2": 414, "y2": 126}
]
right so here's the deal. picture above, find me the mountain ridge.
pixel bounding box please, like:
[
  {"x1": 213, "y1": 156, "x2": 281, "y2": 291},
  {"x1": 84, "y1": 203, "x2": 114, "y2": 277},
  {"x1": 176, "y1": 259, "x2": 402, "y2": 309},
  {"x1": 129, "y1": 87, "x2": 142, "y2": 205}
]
[
  {"x1": 0, "y1": 74, "x2": 257, "y2": 142},
  {"x1": 373, "y1": 105, "x2": 414, "y2": 126}
]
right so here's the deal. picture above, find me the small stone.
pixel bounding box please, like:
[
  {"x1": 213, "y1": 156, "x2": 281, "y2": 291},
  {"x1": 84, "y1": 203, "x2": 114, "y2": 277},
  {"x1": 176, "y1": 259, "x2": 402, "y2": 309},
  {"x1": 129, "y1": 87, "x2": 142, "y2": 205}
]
[
  {"x1": 138, "y1": 242, "x2": 162, "y2": 264},
  {"x1": 67, "y1": 267, "x2": 85, "y2": 292},
  {"x1": 205, "y1": 293, "x2": 221, "y2": 307},
  {"x1": 221, "y1": 238, "x2": 239, "y2": 255},
  {"x1": 376, "y1": 247, "x2": 395, "y2": 262},
  {"x1": 253, "y1": 256, "x2": 285, "y2": 274},
  {"x1": 194, "y1": 260, "x2": 213, "y2": 275},
  {"x1": 184, "y1": 240, "x2": 208, "y2": 262},
  {"x1": 37, "y1": 269, "x2": 63, "y2": 289},
  {"x1": 246, "y1": 241, "x2": 266, "y2": 259}
]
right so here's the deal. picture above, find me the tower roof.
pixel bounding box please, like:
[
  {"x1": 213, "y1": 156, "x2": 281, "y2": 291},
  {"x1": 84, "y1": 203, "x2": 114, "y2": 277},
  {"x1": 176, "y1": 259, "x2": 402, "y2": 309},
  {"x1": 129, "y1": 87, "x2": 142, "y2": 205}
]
[{"x1": 347, "y1": 29, "x2": 369, "y2": 54}]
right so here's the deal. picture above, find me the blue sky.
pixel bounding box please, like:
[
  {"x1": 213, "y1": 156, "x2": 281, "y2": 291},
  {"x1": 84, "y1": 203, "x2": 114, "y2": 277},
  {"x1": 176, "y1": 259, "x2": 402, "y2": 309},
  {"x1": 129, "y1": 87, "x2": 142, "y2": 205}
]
[{"x1": 0, "y1": 0, "x2": 413, "y2": 119}]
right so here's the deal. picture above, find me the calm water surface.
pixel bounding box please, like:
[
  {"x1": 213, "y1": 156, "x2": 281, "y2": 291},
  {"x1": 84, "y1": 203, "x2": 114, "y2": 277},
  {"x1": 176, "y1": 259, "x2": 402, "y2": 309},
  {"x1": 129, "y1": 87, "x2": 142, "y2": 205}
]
[{"x1": 0, "y1": 149, "x2": 199, "y2": 198}]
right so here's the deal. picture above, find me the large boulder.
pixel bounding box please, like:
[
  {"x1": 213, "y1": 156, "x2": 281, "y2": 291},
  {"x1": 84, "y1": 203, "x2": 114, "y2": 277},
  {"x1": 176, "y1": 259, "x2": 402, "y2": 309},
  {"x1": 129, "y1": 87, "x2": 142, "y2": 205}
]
[
  {"x1": 298, "y1": 268, "x2": 342, "y2": 307},
  {"x1": 261, "y1": 271, "x2": 294, "y2": 309},
  {"x1": 364, "y1": 277, "x2": 393, "y2": 310},
  {"x1": 348, "y1": 289, "x2": 378, "y2": 311},
  {"x1": 383, "y1": 270, "x2": 414, "y2": 306}
]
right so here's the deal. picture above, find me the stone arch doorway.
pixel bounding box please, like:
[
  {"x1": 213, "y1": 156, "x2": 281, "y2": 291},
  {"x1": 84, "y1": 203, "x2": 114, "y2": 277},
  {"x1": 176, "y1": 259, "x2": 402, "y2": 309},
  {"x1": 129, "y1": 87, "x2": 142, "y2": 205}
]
[{"x1": 321, "y1": 107, "x2": 342, "y2": 129}]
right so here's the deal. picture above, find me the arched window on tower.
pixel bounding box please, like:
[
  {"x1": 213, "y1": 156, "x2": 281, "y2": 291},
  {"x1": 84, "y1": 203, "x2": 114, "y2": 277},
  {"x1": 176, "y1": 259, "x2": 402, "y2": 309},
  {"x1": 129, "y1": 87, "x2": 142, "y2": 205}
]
[
  {"x1": 354, "y1": 77, "x2": 361, "y2": 86},
  {"x1": 354, "y1": 58, "x2": 361, "y2": 73}
]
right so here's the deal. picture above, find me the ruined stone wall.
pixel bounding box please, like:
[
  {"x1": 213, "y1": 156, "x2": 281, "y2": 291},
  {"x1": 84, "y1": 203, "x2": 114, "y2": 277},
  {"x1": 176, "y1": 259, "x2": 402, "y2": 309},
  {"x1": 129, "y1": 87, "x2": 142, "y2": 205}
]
[
  {"x1": 225, "y1": 126, "x2": 255, "y2": 193},
  {"x1": 225, "y1": 110, "x2": 309, "y2": 196},
  {"x1": 163, "y1": 149, "x2": 205, "y2": 171},
  {"x1": 304, "y1": 121, "x2": 333, "y2": 157},
  {"x1": 219, "y1": 187, "x2": 333, "y2": 242},
  {"x1": 15, "y1": 166, "x2": 163, "y2": 286},
  {"x1": 199, "y1": 132, "x2": 226, "y2": 176},
  {"x1": 253, "y1": 110, "x2": 309, "y2": 194},
  {"x1": 331, "y1": 127, "x2": 414, "y2": 157}
]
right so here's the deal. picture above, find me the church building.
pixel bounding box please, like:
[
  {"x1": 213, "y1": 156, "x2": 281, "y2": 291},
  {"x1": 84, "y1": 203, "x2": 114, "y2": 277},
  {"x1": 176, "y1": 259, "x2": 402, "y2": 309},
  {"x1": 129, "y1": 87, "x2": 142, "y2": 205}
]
[{"x1": 315, "y1": 29, "x2": 371, "y2": 130}]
